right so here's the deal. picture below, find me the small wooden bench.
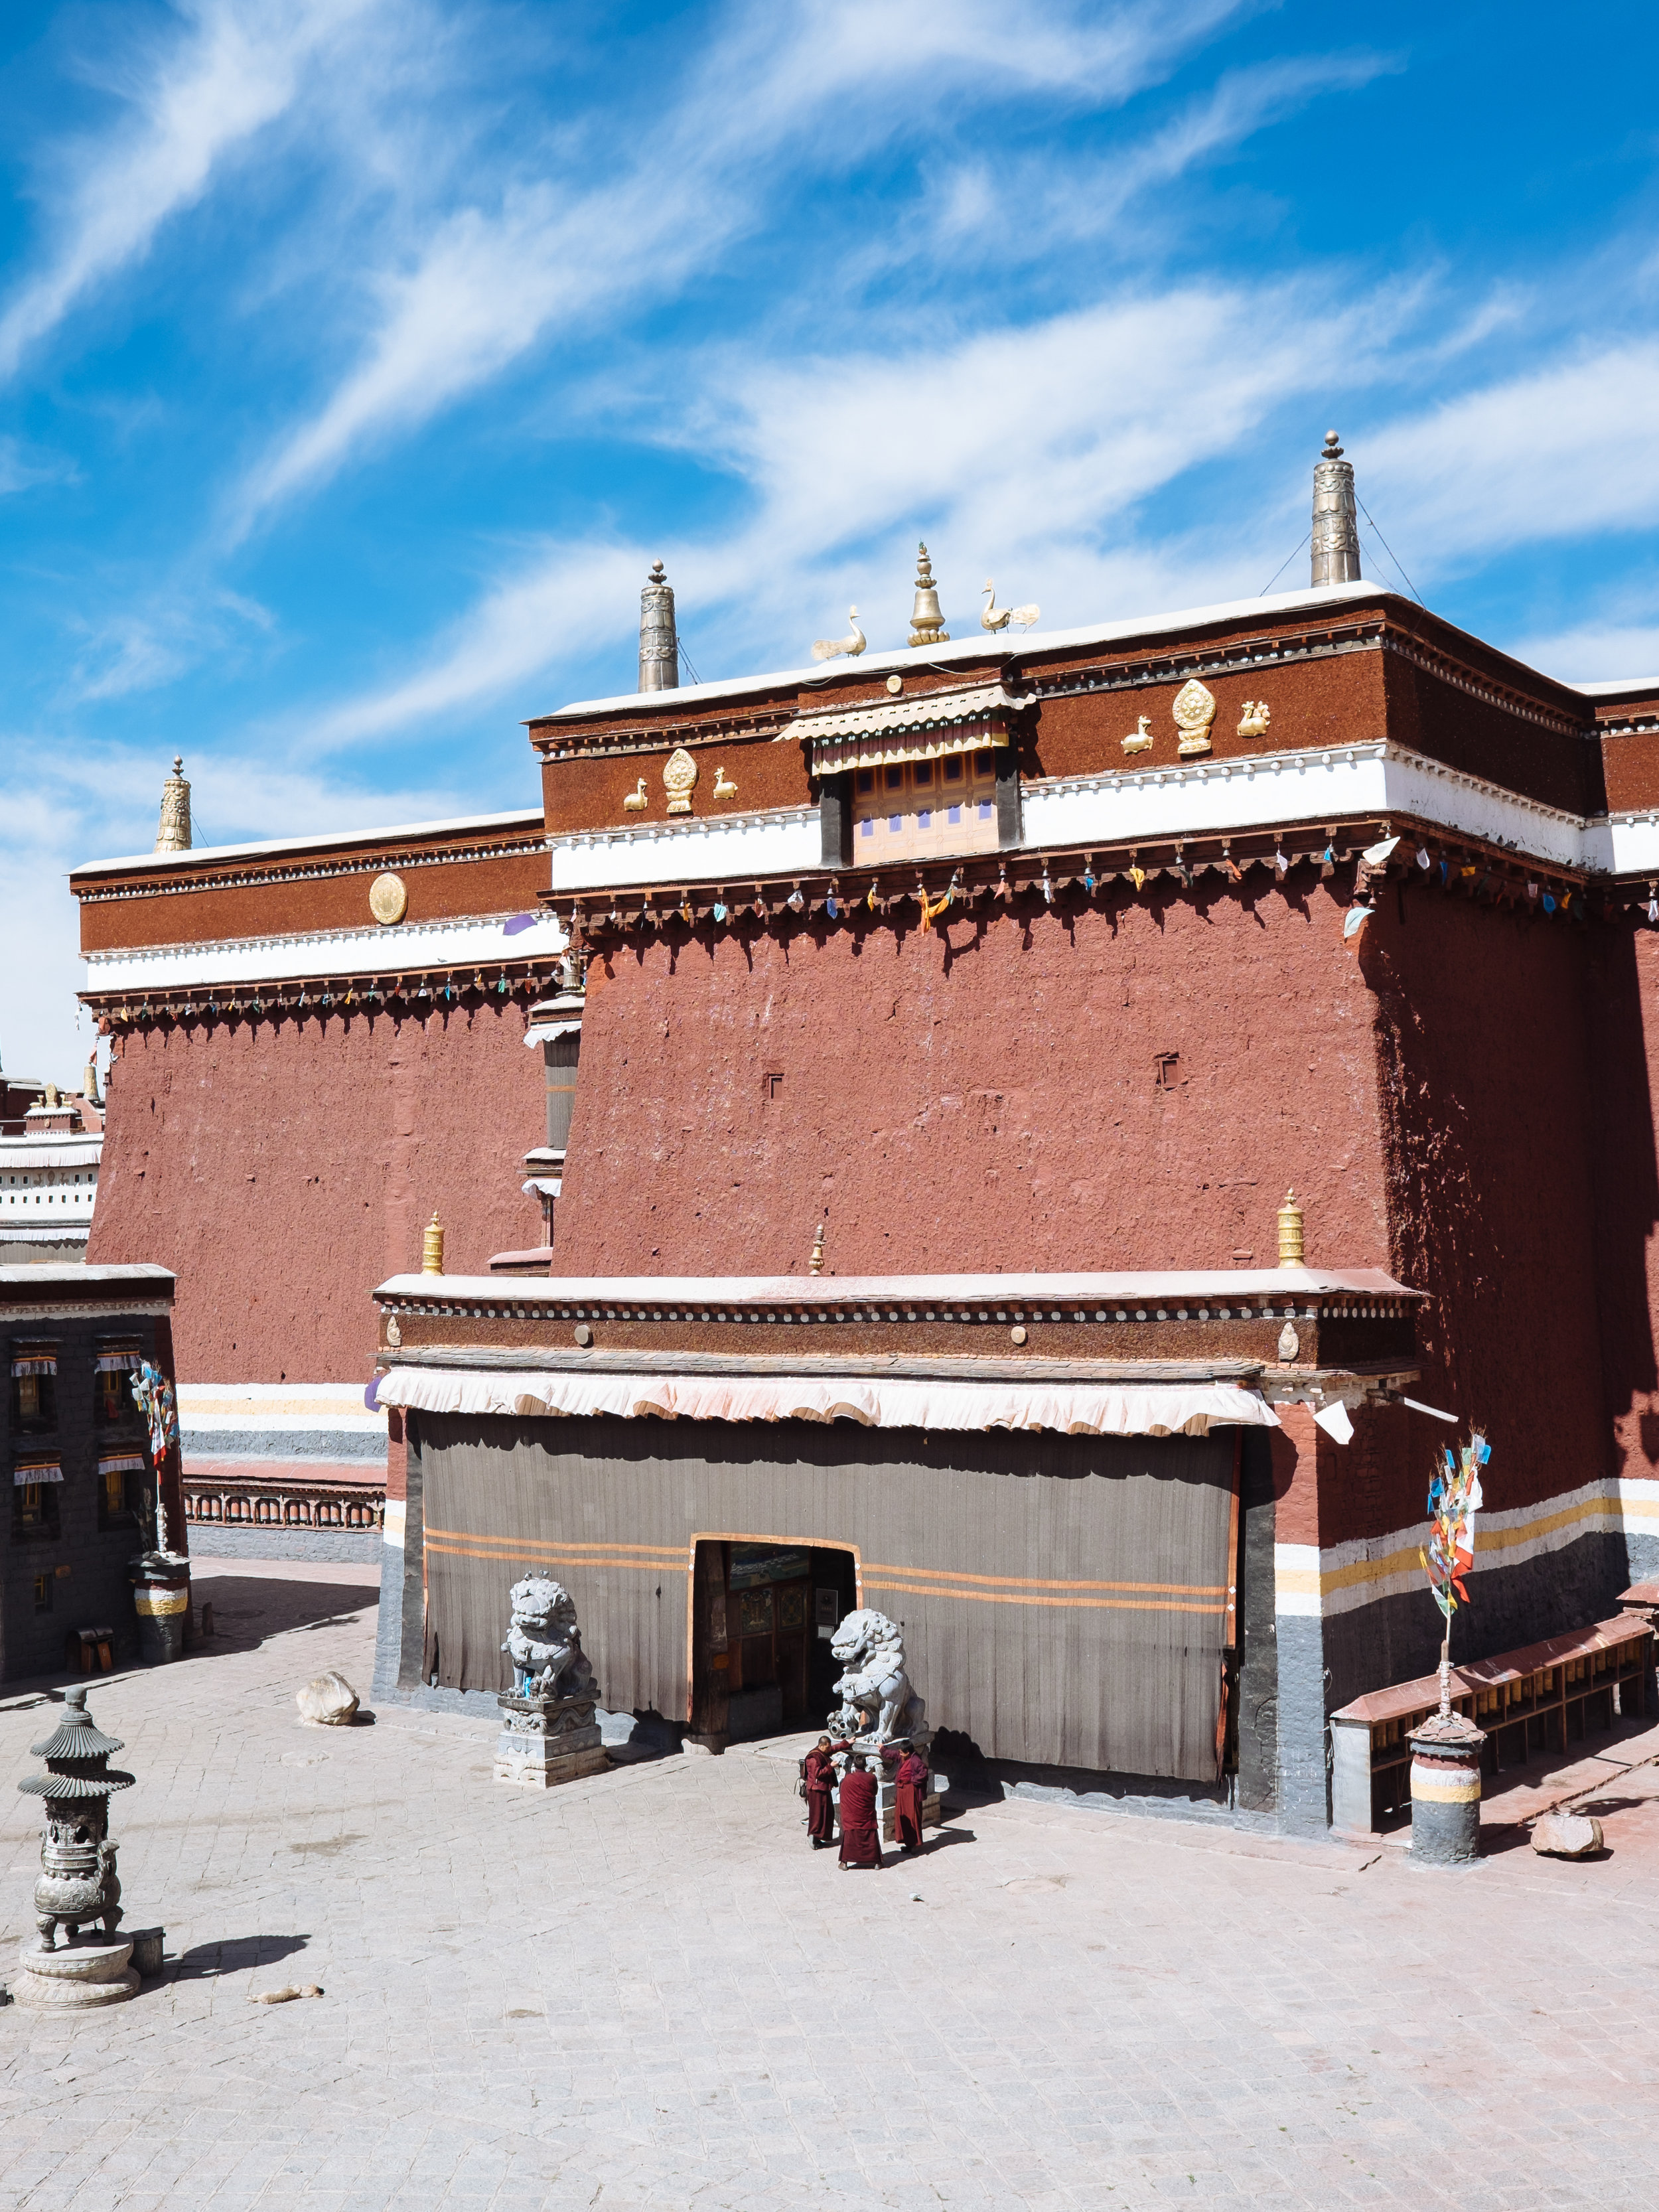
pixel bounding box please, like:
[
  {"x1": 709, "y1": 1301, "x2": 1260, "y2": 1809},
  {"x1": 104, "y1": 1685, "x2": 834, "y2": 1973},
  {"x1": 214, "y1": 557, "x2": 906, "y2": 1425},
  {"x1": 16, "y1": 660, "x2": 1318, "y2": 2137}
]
[
  {"x1": 65, "y1": 1625, "x2": 115, "y2": 1674},
  {"x1": 1331, "y1": 1614, "x2": 1653, "y2": 1834}
]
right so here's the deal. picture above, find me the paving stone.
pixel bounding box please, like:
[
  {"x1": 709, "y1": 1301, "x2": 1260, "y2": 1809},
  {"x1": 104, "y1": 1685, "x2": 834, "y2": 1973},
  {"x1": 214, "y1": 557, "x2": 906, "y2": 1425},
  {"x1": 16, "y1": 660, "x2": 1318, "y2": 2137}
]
[{"x1": 1, "y1": 1558, "x2": 1656, "y2": 2206}]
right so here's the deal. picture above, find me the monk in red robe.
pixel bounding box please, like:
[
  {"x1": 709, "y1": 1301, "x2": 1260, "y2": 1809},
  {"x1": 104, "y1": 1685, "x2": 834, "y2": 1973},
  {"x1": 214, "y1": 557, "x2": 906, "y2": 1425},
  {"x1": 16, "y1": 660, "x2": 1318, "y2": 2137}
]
[
  {"x1": 882, "y1": 1742, "x2": 930, "y2": 1852},
  {"x1": 801, "y1": 1737, "x2": 838, "y2": 1848},
  {"x1": 836, "y1": 1751, "x2": 882, "y2": 1870}
]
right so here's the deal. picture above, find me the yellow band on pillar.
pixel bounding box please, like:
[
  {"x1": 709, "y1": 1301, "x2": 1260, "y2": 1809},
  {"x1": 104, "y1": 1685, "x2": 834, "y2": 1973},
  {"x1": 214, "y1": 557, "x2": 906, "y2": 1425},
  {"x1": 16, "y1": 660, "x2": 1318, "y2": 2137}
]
[
  {"x1": 1411, "y1": 1767, "x2": 1480, "y2": 1804},
  {"x1": 134, "y1": 1587, "x2": 189, "y2": 1617}
]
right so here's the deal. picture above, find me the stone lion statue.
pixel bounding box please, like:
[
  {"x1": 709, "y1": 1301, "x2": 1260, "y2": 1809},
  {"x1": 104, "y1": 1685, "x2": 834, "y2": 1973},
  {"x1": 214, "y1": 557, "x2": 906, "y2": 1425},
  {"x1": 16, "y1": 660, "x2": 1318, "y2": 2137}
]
[
  {"x1": 502, "y1": 1575, "x2": 597, "y2": 1700},
  {"x1": 828, "y1": 1608, "x2": 925, "y2": 1743}
]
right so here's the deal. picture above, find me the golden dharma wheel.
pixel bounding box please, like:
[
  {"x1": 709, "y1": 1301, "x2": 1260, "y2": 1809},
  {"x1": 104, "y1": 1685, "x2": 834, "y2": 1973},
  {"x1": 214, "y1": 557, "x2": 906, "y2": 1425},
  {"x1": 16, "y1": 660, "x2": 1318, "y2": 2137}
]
[{"x1": 369, "y1": 872, "x2": 408, "y2": 926}]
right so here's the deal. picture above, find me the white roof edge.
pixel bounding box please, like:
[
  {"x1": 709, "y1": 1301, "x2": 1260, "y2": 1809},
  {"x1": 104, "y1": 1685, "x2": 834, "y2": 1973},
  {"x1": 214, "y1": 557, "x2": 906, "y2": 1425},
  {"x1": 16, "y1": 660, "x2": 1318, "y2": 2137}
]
[
  {"x1": 534, "y1": 582, "x2": 1394, "y2": 723},
  {"x1": 72, "y1": 806, "x2": 547, "y2": 881},
  {"x1": 1572, "y1": 678, "x2": 1659, "y2": 698},
  {"x1": 0, "y1": 1262, "x2": 173, "y2": 1286},
  {"x1": 375, "y1": 1266, "x2": 1420, "y2": 1301}
]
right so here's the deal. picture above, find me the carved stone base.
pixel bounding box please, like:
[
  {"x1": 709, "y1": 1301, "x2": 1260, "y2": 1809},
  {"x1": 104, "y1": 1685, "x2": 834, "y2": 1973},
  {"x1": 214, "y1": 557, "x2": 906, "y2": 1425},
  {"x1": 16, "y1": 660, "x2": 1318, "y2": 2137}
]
[
  {"x1": 494, "y1": 1689, "x2": 609, "y2": 1789},
  {"x1": 15, "y1": 1934, "x2": 138, "y2": 2009}
]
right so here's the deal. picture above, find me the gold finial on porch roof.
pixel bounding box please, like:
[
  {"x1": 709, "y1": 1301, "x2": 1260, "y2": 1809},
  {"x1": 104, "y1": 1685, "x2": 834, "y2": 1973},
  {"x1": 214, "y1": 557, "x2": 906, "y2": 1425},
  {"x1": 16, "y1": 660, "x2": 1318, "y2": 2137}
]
[
  {"x1": 1277, "y1": 1190, "x2": 1305, "y2": 1269},
  {"x1": 421, "y1": 1211, "x2": 445, "y2": 1276},
  {"x1": 809, "y1": 1222, "x2": 826, "y2": 1276}
]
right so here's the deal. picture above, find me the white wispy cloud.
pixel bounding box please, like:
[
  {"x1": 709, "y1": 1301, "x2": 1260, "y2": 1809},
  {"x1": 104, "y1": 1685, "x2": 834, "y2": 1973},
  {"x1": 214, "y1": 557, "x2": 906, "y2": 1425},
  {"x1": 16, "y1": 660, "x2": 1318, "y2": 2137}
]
[
  {"x1": 293, "y1": 268, "x2": 1397, "y2": 743},
  {"x1": 234, "y1": 0, "x2": 1260, "y2": 523},
  {"x1": 1363, "y1": 340, "x2": 1659, "y2": 569},
  {"x1": 0, "y1": 0, "x2": 385, "y2": 379}
]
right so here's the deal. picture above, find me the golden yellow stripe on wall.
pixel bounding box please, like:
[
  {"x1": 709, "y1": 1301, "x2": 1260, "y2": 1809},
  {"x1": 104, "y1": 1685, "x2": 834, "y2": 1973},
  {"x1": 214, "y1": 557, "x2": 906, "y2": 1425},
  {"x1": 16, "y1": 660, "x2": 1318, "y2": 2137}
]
[
  {"x1": 1299, "y1": 1488, "x2": 1648, "y2": 1605},
  {"x1": 425, "y1": 1534, "x2": 686, "y2": 1573},
  {"x1": 425, "y1": 1526, "x2": 685, "y2": 1559},
  {"x1": 865, "y1": 1577, "x2": 1226, "y2": 1615},
  {"x1": 865, "y1": 1562, "x2": 1226, "y2": 1598}
]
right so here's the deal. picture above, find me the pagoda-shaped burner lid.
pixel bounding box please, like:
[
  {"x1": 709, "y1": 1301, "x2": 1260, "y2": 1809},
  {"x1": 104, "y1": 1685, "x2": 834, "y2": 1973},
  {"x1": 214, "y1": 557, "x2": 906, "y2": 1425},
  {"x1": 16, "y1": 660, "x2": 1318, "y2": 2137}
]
[{"x1": 19, "y1": 1686, "x2": 135, "y2": 1799}]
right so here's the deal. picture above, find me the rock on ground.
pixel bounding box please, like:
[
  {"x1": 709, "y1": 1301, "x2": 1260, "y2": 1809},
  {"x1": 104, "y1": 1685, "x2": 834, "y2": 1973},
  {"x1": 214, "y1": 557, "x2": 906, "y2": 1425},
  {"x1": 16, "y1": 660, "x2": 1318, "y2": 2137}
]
[
  {"x1": 295, "y1": 1669, "x2": 360, "y2": 1725},
  {"x1": 1530, "y1": 1810, "x2": 1604, "y2": 1858}
]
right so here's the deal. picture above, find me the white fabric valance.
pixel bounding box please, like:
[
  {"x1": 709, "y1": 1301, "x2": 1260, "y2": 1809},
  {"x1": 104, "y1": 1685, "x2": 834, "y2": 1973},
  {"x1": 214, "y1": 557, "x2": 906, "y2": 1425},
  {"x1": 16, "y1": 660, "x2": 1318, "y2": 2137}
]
[
  {"x1": 98, "y1": 1451, "x2": 148, "y2": 1475},
  {"x1": 375, "y1": 1366, "x2": 1278, "y2": 1439},
  {"x1": 96, "y1": 1351, "x2": 143, "y2": 1372},
  {"x1": 11, "y1": 1353, "x2": 56, "y2": 1376},
  {"x1": 14, "y1": 1461, "x2": 62, "y2": 1485}
]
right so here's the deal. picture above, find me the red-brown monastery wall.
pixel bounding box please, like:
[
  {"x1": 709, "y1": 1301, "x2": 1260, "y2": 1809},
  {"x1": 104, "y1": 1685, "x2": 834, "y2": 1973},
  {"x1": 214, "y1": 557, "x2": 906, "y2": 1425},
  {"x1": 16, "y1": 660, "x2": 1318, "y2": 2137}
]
[
  {"x1": 87, "y1": 997, "x2": 544, "y2": 1382},
  {"x1": 1361, "y1": 888, "x2": 1612, "y2": 1534},
  {"x1": 78, "y1": 842, "x2": 547, "y2": 955},
  {"x1": 552, "y1": 879, "x2": 1394, "y2": 1282}
]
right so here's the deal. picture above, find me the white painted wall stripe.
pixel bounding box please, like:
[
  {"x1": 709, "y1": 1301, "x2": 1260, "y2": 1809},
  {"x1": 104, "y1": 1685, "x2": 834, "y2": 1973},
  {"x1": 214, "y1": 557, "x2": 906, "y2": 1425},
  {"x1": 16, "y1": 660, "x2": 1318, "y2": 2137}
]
[
  {"x1": 1273, "y1": 1477, "x2": 1659, "y2": 1618},
  {"x1": 83, "y1": 911, "x2": 569, "y2": 995}
]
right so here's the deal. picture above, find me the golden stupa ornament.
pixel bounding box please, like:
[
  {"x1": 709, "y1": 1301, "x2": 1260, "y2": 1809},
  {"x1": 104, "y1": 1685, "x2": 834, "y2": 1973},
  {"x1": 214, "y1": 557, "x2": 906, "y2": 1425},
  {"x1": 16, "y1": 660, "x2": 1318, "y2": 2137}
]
[
  {"x1": 1277, "y1": 1189, "x2": 1305, "y2": 1269},
  {"x1": 907, "y1": 543, "x2": 950, "y2": 648},
  {"x1": 370, "y1": 872, "x2": 407, "y2": 925},
  {"x1": 808, "y1": 1222, "x2": 826, "y2": 1276},
  {"x1": 421, "y1": 1212, "x2": 445, "y2": 1276},
  {"x1": 155, "y1": 756, "x2": 192, "y2": 853},
  {"x1": 1171, "y1": 680, "x2": 1216, "y2": 757},
  {"x1": 663, "y1": 747, "x2": 699, "y2": 816}
]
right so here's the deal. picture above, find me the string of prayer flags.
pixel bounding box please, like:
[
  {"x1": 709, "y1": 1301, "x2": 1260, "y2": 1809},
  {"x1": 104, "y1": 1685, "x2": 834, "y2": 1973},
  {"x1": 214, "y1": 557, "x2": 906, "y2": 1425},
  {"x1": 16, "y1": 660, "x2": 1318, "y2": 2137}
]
[{"x1": 1420, "y1": 1429, "x2": 1489, "y2": 1623}]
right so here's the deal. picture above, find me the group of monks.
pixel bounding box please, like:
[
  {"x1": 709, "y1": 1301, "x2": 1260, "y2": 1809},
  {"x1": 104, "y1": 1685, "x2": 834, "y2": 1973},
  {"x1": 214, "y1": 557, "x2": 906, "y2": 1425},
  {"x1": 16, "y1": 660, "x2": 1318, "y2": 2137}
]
[{"x1": 800, "y1": 1736, "x2": 930, "y2": 1868}]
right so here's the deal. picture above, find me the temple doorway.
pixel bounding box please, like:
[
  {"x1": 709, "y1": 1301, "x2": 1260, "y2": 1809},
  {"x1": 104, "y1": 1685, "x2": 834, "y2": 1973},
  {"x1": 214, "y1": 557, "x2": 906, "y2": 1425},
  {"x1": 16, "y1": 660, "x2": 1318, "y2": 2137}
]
[{"x1": 690, "y1": 1538, "x2": 858, "y2": 1745}]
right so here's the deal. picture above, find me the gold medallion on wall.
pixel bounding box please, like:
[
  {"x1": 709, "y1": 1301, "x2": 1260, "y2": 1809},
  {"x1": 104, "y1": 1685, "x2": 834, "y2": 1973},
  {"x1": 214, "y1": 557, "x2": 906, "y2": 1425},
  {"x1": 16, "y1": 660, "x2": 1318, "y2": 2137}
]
[
  {"x1": 369, "y1": 872, "x2": 408, "y2": 925},
  {"x1": 664, "y1": 747, "x2": 699, "y2": 816},
  {"x1": 1171, "y1": 680, "x2": 1217, "y2": 757}
]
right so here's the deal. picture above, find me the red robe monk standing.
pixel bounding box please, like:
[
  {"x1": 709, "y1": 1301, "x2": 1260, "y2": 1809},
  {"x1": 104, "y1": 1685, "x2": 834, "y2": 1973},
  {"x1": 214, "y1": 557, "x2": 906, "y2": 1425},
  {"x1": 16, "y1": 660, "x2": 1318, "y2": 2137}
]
[
  {"x1": 800, "y1": 1736, "x2": 838, "y2": 1848},
  {"x1": 836, "y1": 1751, "x2": 882, "y2": 1870},
  {"x1": 882, "y1": 1742, "x2": 930, "y2": 1852}
]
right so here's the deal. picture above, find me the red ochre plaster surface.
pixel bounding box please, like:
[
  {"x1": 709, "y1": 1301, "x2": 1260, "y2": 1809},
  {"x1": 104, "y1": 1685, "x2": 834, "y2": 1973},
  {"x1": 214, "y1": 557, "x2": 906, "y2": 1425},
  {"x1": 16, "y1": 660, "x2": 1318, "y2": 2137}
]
[
  {"x1": 1359, "y1": 884, "x2": 1621, "y2": 1538},
  {"x1": 556, "y1": 880, "x2": 1394, "y2": 1289},
  {"x1": 86, "y1": 1000, "x2": 545, "y2": 1384}
]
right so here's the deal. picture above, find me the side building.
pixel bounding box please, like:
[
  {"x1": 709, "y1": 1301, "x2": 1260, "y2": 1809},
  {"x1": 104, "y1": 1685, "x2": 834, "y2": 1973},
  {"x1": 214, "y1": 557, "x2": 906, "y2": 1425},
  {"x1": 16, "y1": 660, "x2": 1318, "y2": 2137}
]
[{"x1": 72, "y1": 805, "x2": 571, "y2": 1552}]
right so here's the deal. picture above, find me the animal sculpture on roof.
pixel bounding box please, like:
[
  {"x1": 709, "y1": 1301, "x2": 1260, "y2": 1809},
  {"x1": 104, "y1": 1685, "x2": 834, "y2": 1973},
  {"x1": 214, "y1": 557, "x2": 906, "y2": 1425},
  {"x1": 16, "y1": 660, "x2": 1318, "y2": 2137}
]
[
  {"x1": 812, "y1": 607, "x2": 867, "y2": 662},
  {"x1": 980, "y1": 579, "x2": 1040, "y2": 634}
]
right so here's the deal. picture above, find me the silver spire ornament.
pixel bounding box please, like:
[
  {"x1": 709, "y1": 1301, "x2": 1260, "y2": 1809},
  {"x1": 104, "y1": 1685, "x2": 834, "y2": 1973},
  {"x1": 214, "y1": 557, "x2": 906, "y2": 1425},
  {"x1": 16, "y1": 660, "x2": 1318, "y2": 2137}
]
[
  {"x1": 907, "y1": 543, "x2": 950, "y2": 648},
  {"x1": 154, "y1": 755, "x2": 191, "y2": 853},
  {"x1": 1311, "y1": 430, "x2": 1361, "y2": 587},
  {"x1": 638, "y1": 560, "x2": 679, "y2": 693}
]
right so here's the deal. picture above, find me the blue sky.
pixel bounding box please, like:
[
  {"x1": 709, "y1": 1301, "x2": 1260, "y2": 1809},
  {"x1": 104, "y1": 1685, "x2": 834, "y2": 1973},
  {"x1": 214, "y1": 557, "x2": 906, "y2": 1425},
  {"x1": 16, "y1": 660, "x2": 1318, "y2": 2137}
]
[{"x1": 2, "y1": 0, "x2": 1657, "y2": 1080}]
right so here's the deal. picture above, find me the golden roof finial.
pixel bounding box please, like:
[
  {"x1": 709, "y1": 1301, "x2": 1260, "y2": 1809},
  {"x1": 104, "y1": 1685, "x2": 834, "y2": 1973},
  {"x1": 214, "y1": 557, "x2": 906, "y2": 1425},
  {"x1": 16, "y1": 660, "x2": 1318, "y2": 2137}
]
[
  {"x1": 908, "y1": 542, "x2": 950, "y2": 648},
  {"x1": 155, "y1": 755, "x2": 191, "y2": 854},
  {"x1": 1277, "y1": 1189, "x2": 1305, "y2": 1269},
  {"x1": 421, "y1": 1211, "x2": 445, "y2": 1276},
  {"x1": 808, "y1": 1222, "x2": 826, "y2": 1276}
]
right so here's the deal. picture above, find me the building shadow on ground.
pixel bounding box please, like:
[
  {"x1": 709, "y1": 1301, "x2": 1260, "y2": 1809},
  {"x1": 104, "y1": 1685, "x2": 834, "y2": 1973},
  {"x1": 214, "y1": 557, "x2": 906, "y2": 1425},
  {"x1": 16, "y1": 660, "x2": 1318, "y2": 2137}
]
[
  {"x1": 190, "y1": 1572, "x2": 378, "y2": 1652},
  {"x1": 169, "y1": 1933, "x2": 312, "y2": 1982}
]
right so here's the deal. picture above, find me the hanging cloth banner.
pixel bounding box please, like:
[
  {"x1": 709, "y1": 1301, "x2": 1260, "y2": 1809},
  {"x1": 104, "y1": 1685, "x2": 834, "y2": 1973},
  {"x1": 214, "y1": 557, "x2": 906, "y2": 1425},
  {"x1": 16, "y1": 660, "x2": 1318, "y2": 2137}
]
[
  {"x1": 98, "y1": 1451, "x2": 148, "y2": 1476},
  {"x1": 1421, "y1": 1430, "x2": 1490, "y2": 1621},
  {"x1": 13, "y1": 1461, "x2": 62, "y2": 1485},
  {"x1": 1343, "y1": 904, "x2": 1374, "y2": 941},
  {"x1": 129, "y1": 1361, "x2": 180, "y2": 1470},
  {"x1": 11, "y1": 1351, "x2": 56, "y2": 1376},
  {"x1": 94, "y1": 1351, "x2": 143, "y2": 1372}
]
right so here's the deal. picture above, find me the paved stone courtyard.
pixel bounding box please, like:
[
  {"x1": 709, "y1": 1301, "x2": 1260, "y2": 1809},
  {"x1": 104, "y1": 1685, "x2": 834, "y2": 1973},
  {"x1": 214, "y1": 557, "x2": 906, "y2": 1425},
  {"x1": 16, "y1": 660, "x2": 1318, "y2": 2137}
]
[{"x1": 1, "y1": 1561, "x2": 1656, "y2": 2211}]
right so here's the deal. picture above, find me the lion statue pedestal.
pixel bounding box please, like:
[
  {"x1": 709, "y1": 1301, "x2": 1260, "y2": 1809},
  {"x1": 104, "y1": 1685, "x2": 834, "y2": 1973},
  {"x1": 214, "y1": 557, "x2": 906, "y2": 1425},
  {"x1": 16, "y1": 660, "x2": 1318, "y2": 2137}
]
[{"x1": 495, "y1": 1575, "x2": 609, "y2": 1789}]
